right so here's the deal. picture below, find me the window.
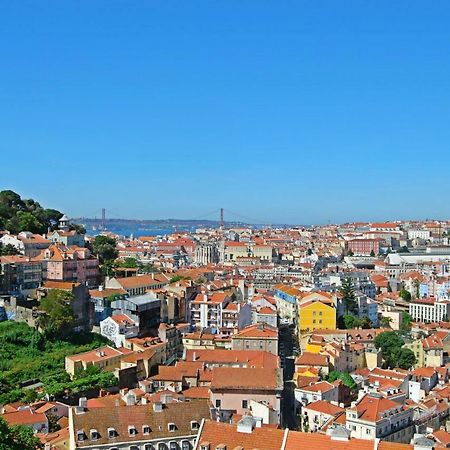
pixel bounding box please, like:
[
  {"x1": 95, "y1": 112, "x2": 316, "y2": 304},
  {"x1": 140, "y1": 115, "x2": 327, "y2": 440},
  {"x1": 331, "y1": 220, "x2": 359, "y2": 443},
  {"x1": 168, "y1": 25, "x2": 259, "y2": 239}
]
[
  {"x1": 143, "y1": 425, "x2": 151, "y2": 434},
  {"x1": 90, "y1": 429, "x2": 99, "y2": 441},
  {"x1": 128, "y1": 425, "x2": 137, "y2": 436},
  {"x1": 168, "y1": 423, "x2": 177, "y2": 432},
  {"x1": 145, "y1": 446, "x2": 154, "y2": 450},
  {"x1": 76, "y1": 430, "x2": 85, "y2": 441},
  {"x1": 190, "y1": 421, "x2": 200, "y2": 431},
  {"x1": 242, "y1": 400, "x2": 248, "y2": 409},
  {"x1": 215, "y1": 399, "x2": 221, "y2": 408},
  {"x1": 319, "y1": 311, "x2": 323, "y2": 316},
  {"x1": 108, "y1": 427, "x2": 116, "y2": 439},
  {"x1": 130, "y1": 446, "x2": 140, "y2": 450}
]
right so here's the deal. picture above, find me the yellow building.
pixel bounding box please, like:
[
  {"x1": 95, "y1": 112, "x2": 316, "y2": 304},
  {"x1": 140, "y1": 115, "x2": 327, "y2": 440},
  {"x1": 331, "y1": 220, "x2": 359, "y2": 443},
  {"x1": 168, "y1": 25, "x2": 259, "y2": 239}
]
[
  {"x1": 298, "y1": 299, "x2": 336, "y2": 335},
  {"x1": 403, "y1": 337, "x2": 425, "y2": 368}
]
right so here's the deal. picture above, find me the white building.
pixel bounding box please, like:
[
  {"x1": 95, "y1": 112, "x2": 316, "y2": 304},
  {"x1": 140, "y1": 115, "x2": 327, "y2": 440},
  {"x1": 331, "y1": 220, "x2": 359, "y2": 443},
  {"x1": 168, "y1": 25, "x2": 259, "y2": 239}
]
[
  {"x1": 409, "y1": 298, "x2": 450, "y2": 323},
  {"x1": 100, "y1": 314, "x2": 139, "y2": 348},
  {"x1": 346, "y1": 393, "x2": 414, "y2": 443}
]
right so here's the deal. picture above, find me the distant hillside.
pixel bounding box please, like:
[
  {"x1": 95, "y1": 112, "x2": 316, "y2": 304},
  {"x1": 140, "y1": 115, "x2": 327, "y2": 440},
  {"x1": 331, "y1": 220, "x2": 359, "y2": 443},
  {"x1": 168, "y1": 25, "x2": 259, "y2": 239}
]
[{"x1": 0, "y1": 190, "x2": 63, "y2": 234}]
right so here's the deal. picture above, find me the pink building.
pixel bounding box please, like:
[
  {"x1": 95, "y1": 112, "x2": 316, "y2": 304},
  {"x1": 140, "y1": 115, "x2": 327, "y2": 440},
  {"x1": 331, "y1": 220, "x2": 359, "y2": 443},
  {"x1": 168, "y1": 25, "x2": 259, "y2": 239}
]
[
  {"x1": 37, "y1": 244, "x2": 99, "y2": 287},
  {"x1": 209, "y1": 367, "x2": 283, "y2": 424},
  {"x1": 347, "y1": 238, "x2": 383, "y2": 256}
]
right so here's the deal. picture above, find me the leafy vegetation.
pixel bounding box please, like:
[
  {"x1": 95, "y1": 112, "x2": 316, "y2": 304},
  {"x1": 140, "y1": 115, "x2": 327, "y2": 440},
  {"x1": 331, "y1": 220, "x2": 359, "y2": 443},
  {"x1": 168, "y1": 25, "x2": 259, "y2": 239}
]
[
  {"x1": 91, "y1": 235, "x2": 118, "y2": 263},
  {"x1": 339, "y1": 314, "x2": 372, "y2": 329},
  {"x1": 0, "y1": 243, "x2": 20, "y2": 256},
  {"x1": 38, "y1": 289, "x2": 75, "y2": 338},
  {"x1": 340, "y1": 277, "x2": 358, "y2": 315},
  {"x1": 116, "y1": 257, "x2": 140, "y2": 269},
  {"x1": 379, "y1": 316, "x2": 393, "y2": 328},
  {"x1": 399, "y1": 288, "x2": 412, "y2": 302},
  {"x1": 374, "y1": 331, "x2": 416, "y2": 369},
  {"x1": 0, "y1": 416, "x2": 43, "y2": 449},
  {"x1": 0, "y1": 321, "x2": 112, "y2": 404},
  {"x1": 0, "y1": 190, "x2": 62, "y2": 234},
  {"x1": 327, "y1": 370, "x2": 357, "y2": 390},
  {"x1": 400, "y1": 311, "x2": 413, "y2": 331}
]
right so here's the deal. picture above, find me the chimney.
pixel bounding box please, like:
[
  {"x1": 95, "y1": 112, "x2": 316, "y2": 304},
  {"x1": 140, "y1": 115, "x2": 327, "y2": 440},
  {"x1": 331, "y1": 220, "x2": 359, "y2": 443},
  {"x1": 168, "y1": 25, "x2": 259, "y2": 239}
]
[
  {"x1": 192, "y1": 351, "x2": 197, "y2": 362},
  {"x1": 99, "y1": 285, "x2": 104, "y2": 292},
  {"x1": 79, "y1": 397, "x2": 88, "y2": 408}
]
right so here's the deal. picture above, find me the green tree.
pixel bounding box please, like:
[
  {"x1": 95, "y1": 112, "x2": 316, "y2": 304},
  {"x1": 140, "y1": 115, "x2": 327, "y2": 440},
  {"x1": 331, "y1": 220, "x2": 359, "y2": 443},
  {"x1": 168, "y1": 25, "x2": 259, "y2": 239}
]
[
  {"x1": 45, "y1": 413, "x2": 61, "y2": 433},
  {"x1": 38, "y1": 289, "x2": 75, "y2": 337},
  {"x1": 0, "y1": 416, "x2": 43, "y2": 449},
  {"x1": 0, "y1": 243, "x2": 19, "y2": 256},
  {"x1": 0, "y1": 190, "x2": 62, "y2": 234},
  {"x1": 116, "y1": 257, "x2": 139, "y2": 269},
  {"x1": 359, "y1": 316, "x2": 372, "y2": 329},
  {"x1": 374, "y1": 331, "x2": 405, "y2": 368},
  {"x1": 392, "y1": 347, "x2": 416, "y2": 370},
  {"x1": 69, "y1": 223, "x2": 86, "y2": 235},
  {"x1": 327, "y1": 371, "x2": 357, "y2": 390},
  {"x1": 400, "y1": 312, "x2": 413, "y2": 331},
  {"x1": 92, "y1": 235, "x2": 118, "y2": 264},
  {"x1": 370, "y1": 250, "x2": 375, "y2": 257},
  {"x1": 340, "y1": 277, "x2": 357, "y2": 315},
  {"x1": 342, "y1": 315, "x2": 357, "y2": 329},
  {"x1": 399, "y1": 289, "x2": 412, "y2": 302},
  {"x1": 380, "y1": 316, "x2": 393, "y2": 329}
]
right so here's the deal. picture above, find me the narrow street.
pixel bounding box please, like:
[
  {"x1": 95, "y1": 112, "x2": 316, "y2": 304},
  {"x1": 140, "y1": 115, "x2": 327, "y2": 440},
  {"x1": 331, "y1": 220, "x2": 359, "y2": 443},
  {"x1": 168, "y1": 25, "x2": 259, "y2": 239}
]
[{"x1": 279, "y1": 324, "x2": 298, "y2": 429}]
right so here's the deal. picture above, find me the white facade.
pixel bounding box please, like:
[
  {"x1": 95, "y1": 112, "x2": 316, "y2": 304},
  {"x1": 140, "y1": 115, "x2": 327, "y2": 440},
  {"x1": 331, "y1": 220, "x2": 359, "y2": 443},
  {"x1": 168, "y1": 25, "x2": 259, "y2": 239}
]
[
  {"x1": 100, "y1": 315, "x2": 139, "y2": 348},
  {"x1": 409, "y1": 299, "x2": 450, "y2": 323}
]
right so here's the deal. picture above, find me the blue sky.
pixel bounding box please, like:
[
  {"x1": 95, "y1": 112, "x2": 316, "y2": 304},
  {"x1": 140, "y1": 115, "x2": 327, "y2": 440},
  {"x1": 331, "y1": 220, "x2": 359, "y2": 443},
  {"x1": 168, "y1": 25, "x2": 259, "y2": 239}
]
[{"x1": 2, "y1": 1, "x2": 450, "y2": 224}]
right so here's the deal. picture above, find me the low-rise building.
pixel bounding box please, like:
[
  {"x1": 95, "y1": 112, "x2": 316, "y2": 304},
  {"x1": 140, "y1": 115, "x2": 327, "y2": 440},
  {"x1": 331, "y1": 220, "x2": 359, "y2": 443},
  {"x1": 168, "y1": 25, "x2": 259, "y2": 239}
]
[
  {"x1": 231, "y1": 323, "x2": 279, "y2": 355},
  {"x1": 409, "y1": 298, "x2": 450, "y2": 323},
  {"x1": 65, "y1": 345, "x2": 133, "y2": 376},
  {"x1": 70, "y1": 398, "x2": 210, "y2": 450},
  {"x1": 345, "y1": 393, "x2": 414, "y2": 443},
  {"x1": 209, "y1": 367, "x2": 283, "y2": 424}
]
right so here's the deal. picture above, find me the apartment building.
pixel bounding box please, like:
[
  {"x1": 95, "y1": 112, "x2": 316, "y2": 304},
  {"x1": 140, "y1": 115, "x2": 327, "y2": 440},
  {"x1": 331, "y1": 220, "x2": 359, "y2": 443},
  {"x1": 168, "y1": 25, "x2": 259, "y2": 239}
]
[
  {"x1": 70, "y1": 399, "x2": 210, "y2": 450},
  {"x1": 346, "y1": 394, "x2": 414, "y2": 443},
  {"x1": 409, "y1": 298, "x2": 450, "y2": 323}
]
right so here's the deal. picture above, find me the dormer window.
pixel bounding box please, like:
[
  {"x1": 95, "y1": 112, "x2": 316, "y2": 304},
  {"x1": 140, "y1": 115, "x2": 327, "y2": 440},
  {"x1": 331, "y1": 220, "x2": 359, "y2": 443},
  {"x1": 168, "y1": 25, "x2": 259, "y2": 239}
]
[
  {"x1": 128, "y1": 425, "x2": 137, "y2": 436},
  {"x1": 168, "y1": 422, "x2": 177, "y2": 432},
  {"x1": 76, "y1": 430, "x2": 85, "y2": 441},
  {"x1": 108, "y1": 427, "x2": 116, "y2": 439},
  {"x1": 142, "y1": 425, "x2": 151, "y2": 434},
  {"x1": 89, "y1": 429, "x2": 99, "y2": 440},
  {"x1": 191, "y1": 420, "x2": 200, "y2": 431}
]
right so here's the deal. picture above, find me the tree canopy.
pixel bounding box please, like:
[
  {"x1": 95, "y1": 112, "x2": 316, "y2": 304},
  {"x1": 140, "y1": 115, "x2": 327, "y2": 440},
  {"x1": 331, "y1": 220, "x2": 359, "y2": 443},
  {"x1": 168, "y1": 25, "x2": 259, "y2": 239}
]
[
  {"x1": 374, "y1": 331, "x2": 416, "y2": 369},
  {"x1": 0, "y1": 243, "x2": 20, "y2": 256},
  {"x1": 92, "y1": 235, "x2": 118, "y2": 264},
  {"x1": 38, "y1": 289, "x2": 75, "y2": 338},
  {"x1": 0, "y1": 416, "x2": 43, "y2": 450},
  {"x1": 0, "y1": 190, "x2": 63, "y2": 234},
  {"x1": 0, "y1": 321, "x2": 112, "y2": 405},
  {"x1": 339, "y1": 277, "x2": 357, "y2": 315},
  {"x1": 327, "y1": 370, "x2": 357, "y2": 390},
  {"x1": 399, "y1": 289, "x2": 412, "y2": 302}
]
